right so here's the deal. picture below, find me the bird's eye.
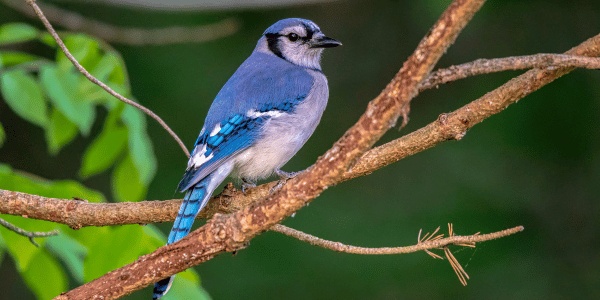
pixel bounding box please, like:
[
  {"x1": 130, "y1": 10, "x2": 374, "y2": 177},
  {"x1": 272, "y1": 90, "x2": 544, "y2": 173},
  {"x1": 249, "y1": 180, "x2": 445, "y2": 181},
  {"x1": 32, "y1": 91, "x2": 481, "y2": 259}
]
[{"x1": 287, "y1": 33, "x2": 299, "y2": 42}]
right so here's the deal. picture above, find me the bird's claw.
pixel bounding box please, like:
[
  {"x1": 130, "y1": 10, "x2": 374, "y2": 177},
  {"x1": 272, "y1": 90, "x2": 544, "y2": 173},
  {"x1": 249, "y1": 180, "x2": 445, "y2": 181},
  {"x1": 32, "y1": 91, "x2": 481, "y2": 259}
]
[
  {"x1": 241, "y1": 178, "x2": 256, "y2": 194},
  {"x1": 270, "y1": 169, "x2": 303, "y2": 194}
]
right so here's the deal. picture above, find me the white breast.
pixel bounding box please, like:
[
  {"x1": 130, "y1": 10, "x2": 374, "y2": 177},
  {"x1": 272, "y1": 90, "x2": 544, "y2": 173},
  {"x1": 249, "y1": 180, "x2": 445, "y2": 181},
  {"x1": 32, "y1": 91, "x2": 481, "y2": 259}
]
[{"x1": 232, "y1": 70, "x2": 328, "y2": 181}]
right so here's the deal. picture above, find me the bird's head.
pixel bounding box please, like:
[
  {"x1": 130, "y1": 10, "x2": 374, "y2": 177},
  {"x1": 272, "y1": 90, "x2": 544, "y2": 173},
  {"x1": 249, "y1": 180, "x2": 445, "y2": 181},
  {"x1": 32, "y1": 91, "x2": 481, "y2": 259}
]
[{"x1": 257, "y1": 18, "x2": 341, "y2": 70}]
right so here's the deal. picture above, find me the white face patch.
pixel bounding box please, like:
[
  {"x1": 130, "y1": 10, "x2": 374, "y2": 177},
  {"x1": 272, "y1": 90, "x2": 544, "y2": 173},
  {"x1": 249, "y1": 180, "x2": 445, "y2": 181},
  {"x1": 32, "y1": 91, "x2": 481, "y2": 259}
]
[
  {"x1": 280, "y1": 25, "x2": 307, "y2": 37},
  {"x1": 277, "y1": 27, "x2": 325, "y2": 70},
  {"x1": 246, "y1": 109, "x2": 284, "y2": 119}
]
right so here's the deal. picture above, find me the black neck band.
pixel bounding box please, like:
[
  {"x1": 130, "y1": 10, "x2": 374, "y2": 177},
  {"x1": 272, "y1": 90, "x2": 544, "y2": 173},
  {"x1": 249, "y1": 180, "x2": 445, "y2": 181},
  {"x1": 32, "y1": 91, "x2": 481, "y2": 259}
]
[{"x1": 265, "y1": 33, "x2": 284, "y2": 60}]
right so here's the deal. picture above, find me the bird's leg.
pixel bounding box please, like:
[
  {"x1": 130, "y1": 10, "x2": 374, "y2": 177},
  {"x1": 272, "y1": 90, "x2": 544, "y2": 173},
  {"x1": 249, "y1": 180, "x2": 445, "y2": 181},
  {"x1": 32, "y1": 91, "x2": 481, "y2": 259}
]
[
  {"x1": 270, "y1": 169, "x2": 303, "y2": 193},
  {"x1": 241, "y1": 178, "x2": 256, "y2": 194}
]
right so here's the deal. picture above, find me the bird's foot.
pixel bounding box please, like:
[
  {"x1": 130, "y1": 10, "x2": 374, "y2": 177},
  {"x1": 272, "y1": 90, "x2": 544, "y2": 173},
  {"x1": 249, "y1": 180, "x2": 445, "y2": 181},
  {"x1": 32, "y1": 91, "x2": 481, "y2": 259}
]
[
  {"x1": 270, "y1": 169, "x2": 303, "y2": 194},
  {"x1": 241, "y1": 178, "x2": 256, "y2": 194}
]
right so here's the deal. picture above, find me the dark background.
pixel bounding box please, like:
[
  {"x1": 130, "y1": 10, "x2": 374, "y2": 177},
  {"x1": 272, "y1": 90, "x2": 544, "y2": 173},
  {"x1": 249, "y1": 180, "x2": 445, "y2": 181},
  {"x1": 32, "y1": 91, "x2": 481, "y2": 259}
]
[{"x1": 1, "y1": 0, "x2": 600, "y2": 299}]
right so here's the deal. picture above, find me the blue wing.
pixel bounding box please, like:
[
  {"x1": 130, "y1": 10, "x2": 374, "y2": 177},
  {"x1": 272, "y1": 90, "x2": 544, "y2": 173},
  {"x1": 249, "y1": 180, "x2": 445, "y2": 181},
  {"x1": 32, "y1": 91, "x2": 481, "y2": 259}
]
[{"x1": 177, "y1": 52, "x2": 315, "y2": 192}]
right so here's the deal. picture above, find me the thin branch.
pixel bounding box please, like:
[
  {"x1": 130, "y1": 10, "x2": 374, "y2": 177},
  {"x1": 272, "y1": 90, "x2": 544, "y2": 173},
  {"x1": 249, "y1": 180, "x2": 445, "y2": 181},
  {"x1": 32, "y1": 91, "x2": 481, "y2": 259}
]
[
  {"x1": 23, "y1": 0, "x2": 190, "y2": 157},
  {"x1": 344, "y1": 33, "x2": 600, "y2": 182},
  {"x1": 419, "y1": 226, "x2": 445, "y2": 259},
  {"x1": 270, "y1": 224, "x2": 521, "y2": 255},
  {"x1": 2, "y1": 0, "x2": 239, "y2": 45},
  {"x1": 0, "y1": 187, "x2": 520, "y2": 283},
  {"x1": 420, "y1": 54, "x2": 600, "y2": 91},
  {"x1": 0, "y1": 217, "x2": 59, "y2": 247},
  {"x1": 53, "y1": 1, "x2": 487, "y2": 298}
]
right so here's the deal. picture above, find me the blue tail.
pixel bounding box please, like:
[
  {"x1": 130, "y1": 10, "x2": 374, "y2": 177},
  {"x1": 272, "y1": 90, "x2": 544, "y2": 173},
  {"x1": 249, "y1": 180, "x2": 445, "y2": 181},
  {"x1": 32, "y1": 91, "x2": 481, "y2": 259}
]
[
  {"x1": 168, "y1": 186, "x2": 208, "y2": 244},
  {"x1": 152, "y1": 183, "x2": 210, "y2": 299},
  {"x1": 153, "y1": 162, "x2": 233, "y2": 299}
]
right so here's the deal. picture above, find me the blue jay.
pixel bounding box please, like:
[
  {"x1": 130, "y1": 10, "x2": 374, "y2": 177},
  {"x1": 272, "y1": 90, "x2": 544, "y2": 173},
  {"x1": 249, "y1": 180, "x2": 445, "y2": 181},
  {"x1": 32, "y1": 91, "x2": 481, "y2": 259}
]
[{"x1": 152, "y1": 18, "x2": 340, "y2": 299}]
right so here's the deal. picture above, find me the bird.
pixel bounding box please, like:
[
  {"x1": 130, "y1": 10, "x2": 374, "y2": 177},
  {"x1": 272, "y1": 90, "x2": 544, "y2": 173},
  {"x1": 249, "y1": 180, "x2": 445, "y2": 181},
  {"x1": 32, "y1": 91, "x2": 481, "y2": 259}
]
[{"x1": 152, "y1": 18, "x2": 341, "y2": 299}]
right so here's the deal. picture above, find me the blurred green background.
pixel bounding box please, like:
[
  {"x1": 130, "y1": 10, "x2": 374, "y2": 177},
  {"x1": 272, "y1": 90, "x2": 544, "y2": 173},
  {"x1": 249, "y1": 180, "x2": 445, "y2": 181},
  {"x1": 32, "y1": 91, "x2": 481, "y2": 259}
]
[{"x1": 1, "y1": 0, "x2": 600, "y2": 299}]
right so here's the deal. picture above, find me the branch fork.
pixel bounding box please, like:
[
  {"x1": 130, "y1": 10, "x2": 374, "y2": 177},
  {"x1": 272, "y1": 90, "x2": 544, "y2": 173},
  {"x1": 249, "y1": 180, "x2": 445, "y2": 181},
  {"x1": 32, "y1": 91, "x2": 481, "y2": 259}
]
[{"x1": 3, "y1": 0, "x2": 598, "y2": 298}]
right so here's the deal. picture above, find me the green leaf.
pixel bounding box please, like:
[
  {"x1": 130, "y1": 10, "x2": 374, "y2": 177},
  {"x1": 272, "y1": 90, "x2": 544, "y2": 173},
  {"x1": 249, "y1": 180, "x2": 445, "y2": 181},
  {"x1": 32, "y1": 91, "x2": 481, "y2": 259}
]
[
  {"x1": 46, "y1": 234, "x2": 87, "y2": 283},
  {"x1": 38, "y1": 32, "x2": 56, "y2": 47},
  {"x1": 80, "y1": 123, "x2": 127, "y2": 178},
  {"x1": 78, "y1": 225, "x2": 164, "y2": 282},
  {"x1": 57, "y1": 34, "x2": 101, "y2": 71},
  {"x1": 45, "y1": 108, "x2": 79, "y2": 155},
  {"x1": 122, "y1": 106, "x2": 157, "y2": 185},
  {"x1": 0, "y1": 23, "x2": 38, "y2": 45},
  {"x1": 0, "y1": 51, "x2": 40, "y2": 68},
  {"x1": 0, "y1": 233, "x2": 5, "y2": 266},
  {"x1": 0, "y1": 163, "x2": 106, "y2": 202},
  {"x1": 128, "y1": 130, "x2": 157, "y2": 185},
  {"x1": 0, "y1": 230, "x2": 6, "y2": 248},
  {"x1": 0, "y1": 69, "x2": 48, "y2": 127},
  {"x1": 40, "y1": 64, "x2": 95, "y2": 135},
  {"x1": 1, "y1": 218, "x2": 44, "y2": 271},
  {"x1": 0, "y1": 216, "x2": 66, "y2": 299},
  {"x1": 106, "y1": 52, "x2": 128, "y2": 87},
  {"x1": 81, "y1": 52, "x2": 131, "y2": 105},
  {"x1": 91, "y1": 52, "x2": 119, "y2": 82},
  {"x1": 142, "y1": 224, "x2": 167, "y2": 245},
  {"x1": 0, "y1": 122, "x2": 5, "y2": 148},
  {"x1": 83, "y1": 225, "x2": 160, "y2": 282},
  {"x1": 22, "y1": 249, "x2": 68, "y2": 300},
  {"x1": 46, "y1": 181, "x2": 106, "y2": 203},
  {"x1": 121, "y1": 105, "x2": 146, "y2": 132},
  {"x1": 112, "y1": 154, "x2": 146, "y2": 202}
]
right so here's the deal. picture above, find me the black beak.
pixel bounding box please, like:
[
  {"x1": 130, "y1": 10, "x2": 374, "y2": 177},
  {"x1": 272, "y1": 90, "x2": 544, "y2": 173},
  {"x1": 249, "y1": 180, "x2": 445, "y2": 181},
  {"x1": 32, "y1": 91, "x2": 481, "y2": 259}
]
[{"x1": 310, "y1": 36, "x2": 342, "y2": 48}]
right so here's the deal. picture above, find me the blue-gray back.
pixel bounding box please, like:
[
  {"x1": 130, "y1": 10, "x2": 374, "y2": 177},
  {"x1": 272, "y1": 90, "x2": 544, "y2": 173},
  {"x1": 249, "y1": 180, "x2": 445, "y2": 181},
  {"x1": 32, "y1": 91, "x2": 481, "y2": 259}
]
[
  {"x1": 204, "y1": 51, "x2": 315, "y2": 129},
  {"x1": 178, "y1": 52, "x2": 316, "y2": 191}
]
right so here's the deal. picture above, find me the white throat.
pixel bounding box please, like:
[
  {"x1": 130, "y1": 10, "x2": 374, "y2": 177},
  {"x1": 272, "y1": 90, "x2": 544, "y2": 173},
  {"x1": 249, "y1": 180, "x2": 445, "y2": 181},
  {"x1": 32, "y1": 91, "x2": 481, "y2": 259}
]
[{"x1": 255, "y1": 36, "x2": 324, "y2": 70}]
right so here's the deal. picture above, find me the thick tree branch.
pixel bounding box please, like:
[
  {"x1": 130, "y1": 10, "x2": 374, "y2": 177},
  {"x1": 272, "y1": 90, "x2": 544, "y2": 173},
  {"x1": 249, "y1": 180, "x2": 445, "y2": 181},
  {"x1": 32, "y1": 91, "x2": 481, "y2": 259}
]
[
  {"x1": 50, "y1": 1, "x2": 487, "y2": 298},
  {"x1": 0, "y1": 183, "x2": 260, "y2": 229},
  {"x1": 5, "y1": 27, "x2": 597, "y2": 295},
  {"x1": 7, "y1": 0, "x2": 596, "y2": 298},
  {"x1": 344, "y1": 33, "x2": 600, "y2": 181},
  {"x1": 2, "y1": 51, "x2": 600, "y2": 228},
  {"x1": 0, "y1": 32, "x2": 598, "y2": 297},
  {"x1": 1, "y1": 0, "x2": 489, "y2": 230},
  {"x1": 0, "y1": 1, "x2": 491, "y2": 230}
]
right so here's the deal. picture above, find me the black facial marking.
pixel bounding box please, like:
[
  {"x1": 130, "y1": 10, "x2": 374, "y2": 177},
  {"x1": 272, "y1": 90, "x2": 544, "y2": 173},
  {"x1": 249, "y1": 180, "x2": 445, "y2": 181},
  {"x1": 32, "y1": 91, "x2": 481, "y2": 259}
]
[
  {"x1": 265, "y1": 33, "x2": 284, "y2": 59},
  {"x1": 301, "y1": 23, "x2": 314, "y2": 40},
  {"x1": 265, "y1": 24, "x2": 320, "y2": 62}
]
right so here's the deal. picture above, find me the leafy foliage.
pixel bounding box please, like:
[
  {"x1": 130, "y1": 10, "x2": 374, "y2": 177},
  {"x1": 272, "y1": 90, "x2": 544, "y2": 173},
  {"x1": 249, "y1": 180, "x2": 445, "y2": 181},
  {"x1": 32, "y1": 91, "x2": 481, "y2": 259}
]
[
  {"x1": 0, "y1": 69, "x2": 48, "y2": 127},
  {"x1": 0, "y1": 165, "x2": 208, "y2": 299},
  {"x1": 45, "y1": 109, "x2": 79, "y2": 155},
  {"x1": 0, "y1": 23, "x2": 206, "y2": 299},
  {"x1": 0, "y1": 23, "x2": 38, "y2": 45},
  {"x1": 0, "y1": 23, "x2": 157, "y2": 201}
]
